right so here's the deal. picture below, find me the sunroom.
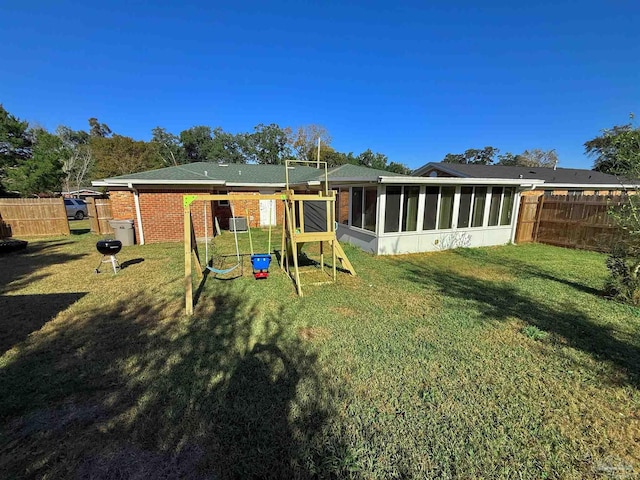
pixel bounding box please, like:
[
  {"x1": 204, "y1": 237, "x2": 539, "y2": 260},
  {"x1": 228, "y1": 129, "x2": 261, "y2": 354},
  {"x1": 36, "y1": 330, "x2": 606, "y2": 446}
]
[{"x1": 335, "y1": 177, "x2": 543, "y2": 255}]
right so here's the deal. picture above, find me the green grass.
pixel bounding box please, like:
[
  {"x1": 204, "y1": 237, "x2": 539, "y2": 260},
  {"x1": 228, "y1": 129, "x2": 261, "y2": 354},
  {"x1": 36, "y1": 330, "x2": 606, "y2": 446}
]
[{"x1": 1, "y1": 230, "x2": 639, "y2": 479}]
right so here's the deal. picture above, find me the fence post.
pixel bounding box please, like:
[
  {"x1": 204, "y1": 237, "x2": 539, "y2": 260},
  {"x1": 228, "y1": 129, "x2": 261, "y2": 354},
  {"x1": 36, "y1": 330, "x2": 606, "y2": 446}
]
[
  {"x1": 59, "y1": 197, "x2": 71, "y2": 235},
  {"x1": 86, "y1": 197, "x2": 100, "y2": 234}
]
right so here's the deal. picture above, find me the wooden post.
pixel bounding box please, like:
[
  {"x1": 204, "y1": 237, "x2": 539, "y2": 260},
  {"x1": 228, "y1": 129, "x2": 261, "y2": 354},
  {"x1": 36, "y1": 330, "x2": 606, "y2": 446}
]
[{"x1": 184, "y1": 198, "x2": 194, "y2": 315}]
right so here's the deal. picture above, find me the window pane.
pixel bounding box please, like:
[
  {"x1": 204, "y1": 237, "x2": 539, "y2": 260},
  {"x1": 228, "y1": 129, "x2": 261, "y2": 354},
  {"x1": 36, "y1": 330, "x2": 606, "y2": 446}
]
[
  {"x1": 488, "y1": 187, "x2": 502, "y2": 226},
  {"x1": 457, "y1": 186, "x2": 473, "y2": 228},
  {"x1": 364, "y1": 187, "x2": 377, "y2": 232},
  {"x1": 471, "y1": 187, "x2": 487, "y2": 227},
  {"x1": 438, "y1": 187, "x2": 455, "y2": 229},
  {"x1": 423, "y1": 186, "x2": 438, "y2": 230},
  {"x1": 351, "y1": 187, "x2": 363, "y2": 228},
  {"x1": 384, "y1": 186, "x2": 401, "y2": 233},
  {"x1": 402, "y1": 186, "x2": 420, "y2": 231},
  {"x1": 500, "y1": 187, "x2": 514, "y2": 225}
]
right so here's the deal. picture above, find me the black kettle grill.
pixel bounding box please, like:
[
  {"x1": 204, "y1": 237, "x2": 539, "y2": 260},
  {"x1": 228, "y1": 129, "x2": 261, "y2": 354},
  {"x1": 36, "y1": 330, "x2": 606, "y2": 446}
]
[{"x1": 95, "y1": 239, "x2": 122, "y2": 274}]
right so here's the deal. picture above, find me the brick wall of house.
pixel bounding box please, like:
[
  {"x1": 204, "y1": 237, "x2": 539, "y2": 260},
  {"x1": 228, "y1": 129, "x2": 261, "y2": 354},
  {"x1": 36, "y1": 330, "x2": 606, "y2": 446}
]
[
  {"x1": 136, "y1": 189, "x2": 216, "y2": 243},
  {"x1": 109, "y1": 189, "x2": 141, "y2": 241},
  {"x1": 108, "y1": 188, "x2": 290, "y2": 243}
]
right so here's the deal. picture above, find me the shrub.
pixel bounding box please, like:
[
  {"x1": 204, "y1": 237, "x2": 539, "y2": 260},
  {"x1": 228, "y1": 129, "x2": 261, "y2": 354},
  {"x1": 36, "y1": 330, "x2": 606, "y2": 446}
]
[{"x1": 604, "y1": 243, "x2": 640, "y2": 305}]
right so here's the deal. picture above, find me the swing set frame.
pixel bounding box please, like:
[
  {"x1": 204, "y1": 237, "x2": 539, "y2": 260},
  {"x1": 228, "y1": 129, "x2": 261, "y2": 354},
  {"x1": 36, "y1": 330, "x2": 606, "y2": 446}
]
[{"x1": 183, "y1": 162, "x2": 356, "y2": 315}]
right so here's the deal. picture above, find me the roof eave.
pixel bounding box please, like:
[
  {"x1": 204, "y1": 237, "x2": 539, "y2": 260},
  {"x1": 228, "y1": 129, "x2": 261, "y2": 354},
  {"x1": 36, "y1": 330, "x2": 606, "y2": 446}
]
[
  {"x1": 379, "y1": 176, "x2": 545, "y2": 186},
  {"x1": 93, "y1": 179, "x2": 227, "y2": 187},
  {"x1": 542, "y1": 183, "x2": 639, "y2": 189}
]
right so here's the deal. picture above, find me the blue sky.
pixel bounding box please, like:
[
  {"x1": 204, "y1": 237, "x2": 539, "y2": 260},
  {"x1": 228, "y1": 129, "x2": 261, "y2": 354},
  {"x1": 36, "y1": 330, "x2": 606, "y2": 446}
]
[{"x1": 1, "y1": 0, "x2": 638, "y2": 170}]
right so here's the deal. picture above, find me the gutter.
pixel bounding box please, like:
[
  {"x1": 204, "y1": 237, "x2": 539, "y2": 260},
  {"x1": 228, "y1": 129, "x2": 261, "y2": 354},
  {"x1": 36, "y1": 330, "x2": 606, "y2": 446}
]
[
  {"x1": 128, "y1": 183, "x2": 145, "y2": 245},
  {"x1": 541, "y1": 183, "x2": 639, "y2": 190},
  {"x1": 92, "y1": 179, "x2": 226, "y2": 187}
]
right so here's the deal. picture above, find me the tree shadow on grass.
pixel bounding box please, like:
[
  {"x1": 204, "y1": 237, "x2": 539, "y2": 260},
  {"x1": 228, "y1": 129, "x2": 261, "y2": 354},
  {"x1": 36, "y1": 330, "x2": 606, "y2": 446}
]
[
  {"x1": 0, "y1": 284, "x2": 354, "y2": 479},
  {"x1": 0, "y1": 240, "x2": 85, "y2": 294},
  {"x1": 0, "y1": 293, "x2": 87, "y2": 355},
  {"x1": 403, "y1": 261, "x2": 640, "y2": 388},
  {"x1": 451, "y1": 248, "x2": 604, "y2": 296}
]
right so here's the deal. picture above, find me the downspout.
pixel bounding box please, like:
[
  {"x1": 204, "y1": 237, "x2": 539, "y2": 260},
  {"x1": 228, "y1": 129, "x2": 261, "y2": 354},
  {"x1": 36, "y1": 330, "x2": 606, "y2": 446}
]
[{"x1": 129, "y1": 183, "x2": 145, "y2": 245}]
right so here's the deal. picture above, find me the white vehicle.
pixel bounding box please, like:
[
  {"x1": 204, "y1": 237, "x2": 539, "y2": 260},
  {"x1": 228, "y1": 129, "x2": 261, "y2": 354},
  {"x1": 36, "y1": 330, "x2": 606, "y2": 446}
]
[{"x1": 64, "y1": 198, "x2": 88, "y2": 220}]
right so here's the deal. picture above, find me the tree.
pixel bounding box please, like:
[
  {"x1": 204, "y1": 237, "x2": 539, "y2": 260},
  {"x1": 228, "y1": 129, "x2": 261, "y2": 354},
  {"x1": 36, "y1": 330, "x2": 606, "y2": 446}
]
[
  {"x1": 387, "y1": 162, "x2": 412, "y2": 175},
  {"x1": 586, "y1": 118, "x2": 640, "y2": 304},
  {"x1": 442, "y1": 147, "x2": 499, "y2": 165},
  {"x1": 209, "y1": 127, "x2": 248, "y2": 164},
  {"x1": 91, "y1": 135, "x2": 160, "y2": 179},
  {"x1": 442, "y1": 153, "x2": 466, "y2": 164},
  {"x1": 0, "y1": 104, "x2": 32, "y2": 193},
  {"x1": 586, "y1": 123, "x2": 640, "y2": 175},
  {"x1": 246, "y1": 123, "x2": 292, "y2": 164},
  {"x1": 290, "y1": 125, "x2": 331, "y2": 162},
  {"x1": 517, "y1": 149, "x2": 558, "y2": 168},
  {"x1": 357, "y1": 149, "x2": 389, "y2": 170},
  {"x1": 180, "y1": 126, "x2": 213, "y2": 162},
  {"x1": 88, "y1": 117, "x2": 112, "y2": 138},
  {"x1": 151, "y1": 127, "x2": 185, "y2": 166},
  {"x1": 496, "y1": 149, "x2": 558, "y2": 168},
  {"x1": 8, "y1": 128, "x2": 67, "y2": 196},
  {"x1": 57, "y1": 126, "x2": 93, "y2": 195},
  {"x1": 323, "y1": 149, "x2": 357, "y2": 168}
]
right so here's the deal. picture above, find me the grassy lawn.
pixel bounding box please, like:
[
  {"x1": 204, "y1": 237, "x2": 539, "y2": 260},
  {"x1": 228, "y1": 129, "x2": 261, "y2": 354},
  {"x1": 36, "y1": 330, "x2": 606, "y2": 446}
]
[{"x1": 1, "y1": 230, "x2": 639, "y2": 478}]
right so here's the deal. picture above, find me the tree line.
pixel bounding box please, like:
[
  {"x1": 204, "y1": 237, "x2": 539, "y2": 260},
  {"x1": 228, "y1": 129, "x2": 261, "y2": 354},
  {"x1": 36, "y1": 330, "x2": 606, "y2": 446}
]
[
  {"x1": 441, "y1": 146, "x2": 560, "y2": 168},
  {"x1": 0, "y1": 104, "x2": 411, "y2": 197}
]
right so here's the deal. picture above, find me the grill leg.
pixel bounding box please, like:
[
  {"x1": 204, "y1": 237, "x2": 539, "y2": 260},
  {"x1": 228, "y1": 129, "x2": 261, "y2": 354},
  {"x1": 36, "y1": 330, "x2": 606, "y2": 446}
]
[
  {"x1": 110, "y1": 255, "x2": 119, "y2": 274},
  {"x1": 95, "y1": 255, "x2": 105, "y2": 273}
]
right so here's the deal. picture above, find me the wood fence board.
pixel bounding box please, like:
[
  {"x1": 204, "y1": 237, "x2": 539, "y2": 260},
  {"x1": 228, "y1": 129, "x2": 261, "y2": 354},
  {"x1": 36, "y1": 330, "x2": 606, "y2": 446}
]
[
  {"x1": 516, "y1": 194, "x2": 627, "y2": 253},
  {"x1": 0, "y1": 198, "x2": 70, "y2": 236},
  {"x1": 86, "y1": 197, "x2": 113, "y2": 234}
]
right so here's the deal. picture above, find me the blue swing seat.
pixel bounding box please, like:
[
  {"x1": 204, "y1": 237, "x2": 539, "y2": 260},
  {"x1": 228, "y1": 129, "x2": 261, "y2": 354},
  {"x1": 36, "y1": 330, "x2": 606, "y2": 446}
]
[{"x1": 251, "y1": 254, "x2": 272, "y2": 279}]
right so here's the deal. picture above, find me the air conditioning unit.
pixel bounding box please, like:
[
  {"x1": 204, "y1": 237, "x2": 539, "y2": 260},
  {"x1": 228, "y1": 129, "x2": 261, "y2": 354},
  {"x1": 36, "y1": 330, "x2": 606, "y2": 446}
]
[{"x1": 229, "y1": 217, "x2": 248, "y2": 232}]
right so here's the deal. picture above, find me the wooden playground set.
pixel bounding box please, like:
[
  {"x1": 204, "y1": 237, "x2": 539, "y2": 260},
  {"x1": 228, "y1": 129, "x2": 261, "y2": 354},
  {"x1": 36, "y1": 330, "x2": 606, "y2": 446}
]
[{"x1": 183, "y1": 161, "x2": 356, "y2": 315}]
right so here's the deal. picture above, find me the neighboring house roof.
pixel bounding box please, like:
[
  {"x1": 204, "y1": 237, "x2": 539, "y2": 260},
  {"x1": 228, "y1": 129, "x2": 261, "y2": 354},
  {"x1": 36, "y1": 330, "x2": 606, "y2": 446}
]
[
  {"x1": 413, "y1": 162, "x2": 637, "y2": 188},
  {"x1": 61, "y1": 187, "x2": 103, "y2": 194},
  {"x1": 92, "y1": 162, "x2": 408, "y2": 188}
]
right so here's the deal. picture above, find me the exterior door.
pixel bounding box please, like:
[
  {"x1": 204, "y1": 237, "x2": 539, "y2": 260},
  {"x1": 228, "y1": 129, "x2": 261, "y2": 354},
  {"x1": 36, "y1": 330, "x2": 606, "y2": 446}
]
[{"x1": 259, "y1": 198, "x2": 277, "y2": 226}]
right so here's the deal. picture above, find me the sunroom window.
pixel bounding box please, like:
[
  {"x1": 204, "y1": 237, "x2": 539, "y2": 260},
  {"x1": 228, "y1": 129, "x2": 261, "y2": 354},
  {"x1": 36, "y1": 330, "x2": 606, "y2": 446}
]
[
  {"x1": 384, "y1": 186, "x2": 402, "y2": 233},
  {"x1": 401, "y1": 186, "x2": 420, "y2": 231},
  {"x1": 350, "y1": 187, "x2": 377, "y2": 232},
  {"x1": 423, "y1": 186, "x2": 439, "y2": 230},
  {"x1": 488, "y1": 186, "x2": 515, "y2": 226},
  {"x1": 438, "y1": 187, "x2": 455, "y2": 229},
  {"x1": 363, "y1": 188, "x2": 377, "y2": 232},
  {"x1": 457, "y1": 187, "x2": 473, "y2": 228},
  {"x1": 471, "y1": 187, "x2": 487, "y2": 227},
  {"x1": 351, "y1": 188, "x2": 363, "y2": 228}
]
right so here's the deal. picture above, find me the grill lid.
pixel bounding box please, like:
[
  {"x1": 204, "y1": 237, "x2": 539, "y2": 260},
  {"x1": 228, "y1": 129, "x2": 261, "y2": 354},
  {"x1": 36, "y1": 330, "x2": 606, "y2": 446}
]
[{"x1": 96, "y1": 240, "x2": 122, "y2": 255}]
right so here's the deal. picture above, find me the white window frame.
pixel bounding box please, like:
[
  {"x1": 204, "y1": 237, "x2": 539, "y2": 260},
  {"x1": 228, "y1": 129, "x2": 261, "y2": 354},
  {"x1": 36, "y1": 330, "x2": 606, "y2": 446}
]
[{"x1": 347, "y1": 185, "x2": 378, "y2": 236}]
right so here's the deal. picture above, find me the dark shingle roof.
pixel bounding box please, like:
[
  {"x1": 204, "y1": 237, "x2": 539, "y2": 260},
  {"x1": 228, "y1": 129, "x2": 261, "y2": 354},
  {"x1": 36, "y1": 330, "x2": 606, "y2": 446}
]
[{"x1": 420, "y1": 162, "x2": 627, "y2": 185}]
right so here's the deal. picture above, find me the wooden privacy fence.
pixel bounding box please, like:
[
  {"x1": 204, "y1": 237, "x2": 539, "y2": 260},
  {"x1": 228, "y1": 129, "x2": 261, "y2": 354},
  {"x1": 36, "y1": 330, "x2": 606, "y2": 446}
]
[
  {"x1": 516, "y1": 194, "x2": 624, "y2": 252},
  {"x1": 514, "y1": 195, "x2": 540, "y2": 244},
  {"x1": 0, "y1": 198, "x2": 70, "y2": 237},
  {"x1": 86, "y1": 197, "x2": 113, "y2": 234}
]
